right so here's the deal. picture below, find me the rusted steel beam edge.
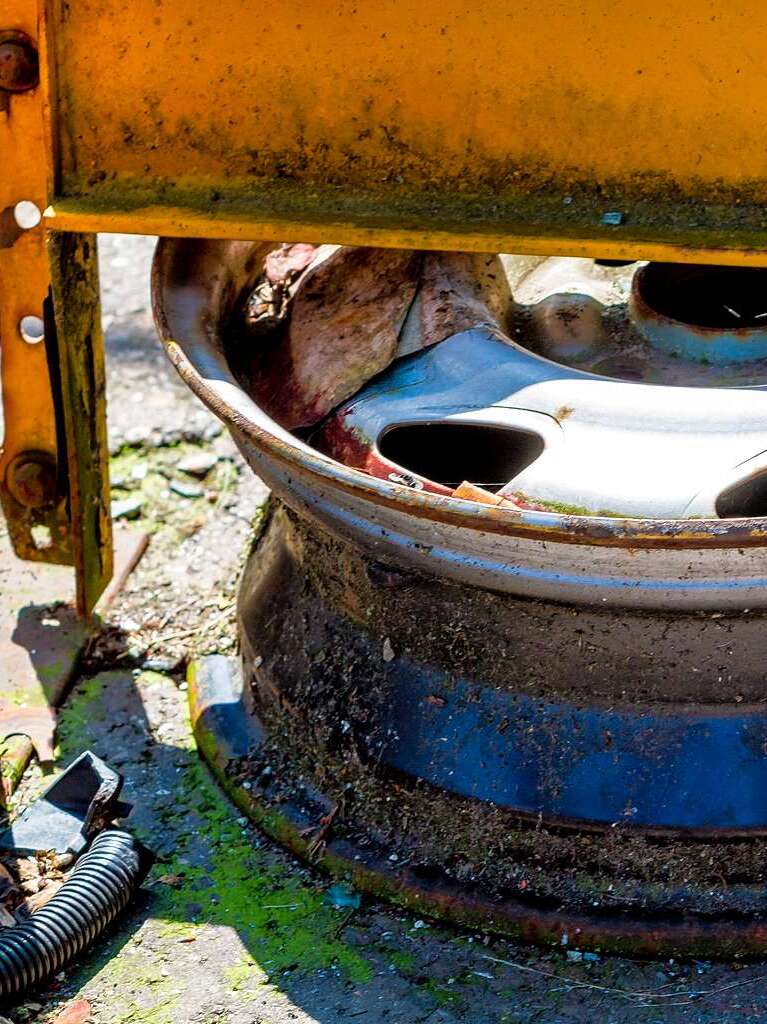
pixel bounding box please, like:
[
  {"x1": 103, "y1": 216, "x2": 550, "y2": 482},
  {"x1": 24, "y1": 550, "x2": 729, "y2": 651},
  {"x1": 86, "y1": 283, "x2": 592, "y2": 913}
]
[{"x1": 46, "y1": 201, "x2": 767, "y2": 270}]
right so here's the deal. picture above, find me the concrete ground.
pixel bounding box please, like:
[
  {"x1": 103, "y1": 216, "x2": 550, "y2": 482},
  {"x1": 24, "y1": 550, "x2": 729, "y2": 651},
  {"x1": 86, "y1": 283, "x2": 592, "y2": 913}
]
[{"x1": 3, "y1": 235, "x2": 767, "y2": 1023}]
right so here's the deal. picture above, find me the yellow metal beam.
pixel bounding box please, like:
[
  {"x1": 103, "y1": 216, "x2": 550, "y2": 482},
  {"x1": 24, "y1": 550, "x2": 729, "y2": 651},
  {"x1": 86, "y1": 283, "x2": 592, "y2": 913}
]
[{"x1": 39, "y1": 0, "x2": 767, "y2": 265}]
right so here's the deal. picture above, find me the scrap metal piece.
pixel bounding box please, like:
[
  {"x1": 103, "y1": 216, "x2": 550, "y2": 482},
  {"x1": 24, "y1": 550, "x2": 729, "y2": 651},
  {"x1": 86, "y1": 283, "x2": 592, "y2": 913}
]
[
  {"x1": 238, "y1": 246, "x2": 421, "y2": 429},
  {"x1": 0, "y1": 751, "x2": 131, "y2": 856},
  {"x1": 188, "y1": 655, "x2": 261, "y2": 762},
  {"x1": 47, "y1": 232, "x2": 113, "y2": 615},
  {"x1": 630, "y1": 262, "x2": 767, "y2": 365},
  {"x1": 0, "y1": 707, "x2": 57, "y2": 766}
]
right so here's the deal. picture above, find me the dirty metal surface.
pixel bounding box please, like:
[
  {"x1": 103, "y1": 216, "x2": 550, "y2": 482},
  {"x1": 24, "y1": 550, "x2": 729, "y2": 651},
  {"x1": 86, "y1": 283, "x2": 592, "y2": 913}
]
[
  {"x1": 239, "y1": 507, "x2": 767, "y2": 836},
  {"x1": 47, "y1": 232, "x2": 113, "y2": 615},
  {"x1": 39, "y1": 1, "x2": 767, "y2": 266},
  {"x1": 377, "y1": 670, "x2": 767, "y2": 832},
  {"x1": 0, "y1": 749, "x2": 128, "y2": 855},
  {"x1": 321, "y1": 326, "x2": 767, "y2": 519},
  {"x1": 154, "y1": 237, "x2": 767, "y2": 611},
  {"x1": 0, "y1": 527, "x2": 147, "y2": 801},
  {"x1": 630, "y1": 263, "x2": 767, "y2": 365},
  {"x1": 189, "y1": 651, "x2": 767, "y2": 959},
  {"x1": 238, "y1": 248, "x2": 767, "y2": 520}
]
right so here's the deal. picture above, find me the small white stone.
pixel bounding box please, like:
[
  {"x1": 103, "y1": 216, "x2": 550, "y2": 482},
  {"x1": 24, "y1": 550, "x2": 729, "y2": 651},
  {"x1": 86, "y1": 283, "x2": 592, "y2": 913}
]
[{"x1": 177, "y1": 451, "x2": 219, "y2": 478}]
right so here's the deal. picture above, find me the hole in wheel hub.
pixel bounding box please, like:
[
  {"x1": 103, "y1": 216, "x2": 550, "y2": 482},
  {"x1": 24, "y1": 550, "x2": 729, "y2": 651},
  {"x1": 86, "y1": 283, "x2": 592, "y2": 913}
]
[
  {"x1": 630, "y1": 262, "x2": 767, "y2": 363},
  {"x1": 378, "y1": 423, "x2": 544, "y2": 493}
]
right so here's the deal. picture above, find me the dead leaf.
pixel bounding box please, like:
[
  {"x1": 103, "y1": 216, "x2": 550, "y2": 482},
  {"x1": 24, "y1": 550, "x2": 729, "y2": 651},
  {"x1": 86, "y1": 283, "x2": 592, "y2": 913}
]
[
  {"x1": 52, "y1": 998, "x2": 91, "y2": 1024},
  {"x1": 26, "y1": 878, "x2": 63, "y2": 913},
  {"x1": 157, "y1": 874, "x2": 183, "y2": 888},
  {"x1": 21, "y1": 876, "x2": 41, "y2": 896},
  {"x1": 15, "y1": 856, "x2": 40, "y2": 883},
  {"x1": 425, "y1": 695, "x2": 447, "y2": 707}
]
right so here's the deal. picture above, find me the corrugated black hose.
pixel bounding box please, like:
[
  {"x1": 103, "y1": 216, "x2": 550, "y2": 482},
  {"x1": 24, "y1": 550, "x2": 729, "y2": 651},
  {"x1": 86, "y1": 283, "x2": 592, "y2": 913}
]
[{"x1": 0, "y1": 829, "x2": 153, "y2": 997}]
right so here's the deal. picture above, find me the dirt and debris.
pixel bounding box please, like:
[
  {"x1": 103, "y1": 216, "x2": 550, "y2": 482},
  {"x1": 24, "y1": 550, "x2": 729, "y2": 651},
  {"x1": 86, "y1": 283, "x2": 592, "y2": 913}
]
[
  {"x1": 0, "y1": 851, "x2": 69, "y2": 926},
  {"x1": 235, "y1": 511, "x2": 767, "y2": 924}
]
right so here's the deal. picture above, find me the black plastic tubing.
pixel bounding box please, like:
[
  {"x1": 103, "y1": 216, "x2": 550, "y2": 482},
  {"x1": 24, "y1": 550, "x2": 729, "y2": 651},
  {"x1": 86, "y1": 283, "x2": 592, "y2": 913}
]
[{"x1": 0, "y1": 830, "x2": 153, "y2": 997}]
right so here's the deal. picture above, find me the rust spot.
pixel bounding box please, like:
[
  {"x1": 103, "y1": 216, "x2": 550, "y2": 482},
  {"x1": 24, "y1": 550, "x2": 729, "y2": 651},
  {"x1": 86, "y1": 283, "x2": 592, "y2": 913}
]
[{"x1": 0, "y1": 33, "x2": 38, "y2": 93}]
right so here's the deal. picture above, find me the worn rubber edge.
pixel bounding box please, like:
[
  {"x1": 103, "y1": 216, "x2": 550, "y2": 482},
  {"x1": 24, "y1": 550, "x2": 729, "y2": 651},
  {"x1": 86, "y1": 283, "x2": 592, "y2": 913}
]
[{"x1": 187, "y1": 654, "x2": 767, "y2": 961}]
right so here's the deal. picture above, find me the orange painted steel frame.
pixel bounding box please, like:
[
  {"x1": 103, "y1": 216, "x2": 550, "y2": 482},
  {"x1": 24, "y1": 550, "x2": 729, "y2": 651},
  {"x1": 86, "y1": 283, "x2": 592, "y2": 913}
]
[
  {"x1": 0, "y1": 8, "x2": 65, "y2": 564},
  {"x1": 0, "y1": 1, "x2": 111, "y2": 614},
  {"x1": 5, "y1": 0, "x2": 767, "y2": 610}
]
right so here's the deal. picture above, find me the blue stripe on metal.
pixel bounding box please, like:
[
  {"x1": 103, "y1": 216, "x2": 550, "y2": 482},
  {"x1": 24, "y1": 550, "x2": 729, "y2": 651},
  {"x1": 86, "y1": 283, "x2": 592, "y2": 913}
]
[{"x1": 379, "y1": 660, "x2": 767, "y2": 830}]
